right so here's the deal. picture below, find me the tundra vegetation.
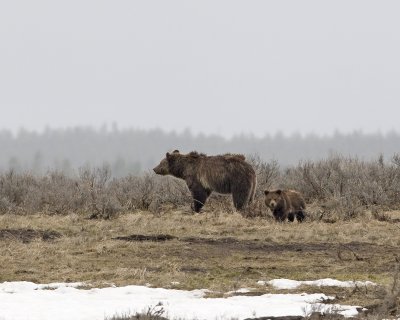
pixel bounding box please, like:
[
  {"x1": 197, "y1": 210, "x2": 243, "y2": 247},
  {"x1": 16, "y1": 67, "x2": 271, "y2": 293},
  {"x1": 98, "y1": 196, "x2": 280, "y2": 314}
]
[{"x1": 0, "y1": 154, "x2": 400, "y2": 318}]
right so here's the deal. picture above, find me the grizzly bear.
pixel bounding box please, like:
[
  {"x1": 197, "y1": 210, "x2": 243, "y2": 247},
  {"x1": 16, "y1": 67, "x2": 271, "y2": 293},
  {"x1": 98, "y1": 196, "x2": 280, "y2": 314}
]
[
  {"x1": 153, "y1": 150, "x2": 257, "y2": 212},
  {"x1": 264, "y1": 189, "x2": 306, "y2": 222}
]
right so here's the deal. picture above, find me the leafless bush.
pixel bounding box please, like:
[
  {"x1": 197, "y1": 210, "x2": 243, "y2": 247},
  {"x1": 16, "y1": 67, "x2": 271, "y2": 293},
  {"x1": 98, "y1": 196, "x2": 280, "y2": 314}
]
[
  {"x1": 0, "y1": 170, "x2": 34, "y2": 213},
  {"x1": 1, "y1": 154, "x2": 400, "y2": 219},
  {"x1": 278, "y1": 155, "x2": 400, "y2": 220},
  {"x1": 375, "y1": 261, "x2": 400, "y2": 317},
  {"x1": 241, "y1": 154, "x2": 281, "y2": 218},
  {"x1": 247, "y1": 154, "x2": 280, "y2": 197},
  {"x1": 77, "y1": 165, "x2": 121, "y2": 219},
  {"x1": 149, "y1": 175, "x2": 191, "y2": 212},
  {"x1": 106, "y1": 302, "x2": 167, "y2": 320},
  {"x1": 202, "y1": 193, "x2": 235, "y2": 214},
  {"x1": 360, "y1": 261, "x2": 400, "y2": 319},
  {"x1": 111, "y1": 173, "x2": 190, "y2": 212},
  {"x1": 110, "y1": 174, "x2": 155, "y2": 211},
  {"x1": 0, "y1": 166, "x2": 192, "y2": 218}
]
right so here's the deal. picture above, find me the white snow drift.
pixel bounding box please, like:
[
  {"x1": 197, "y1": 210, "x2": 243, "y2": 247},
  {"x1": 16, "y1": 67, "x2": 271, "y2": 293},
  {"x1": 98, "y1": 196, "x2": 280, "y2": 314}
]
[{"x1": 0, "y1": 280, "x2": 365, "y2": 320}]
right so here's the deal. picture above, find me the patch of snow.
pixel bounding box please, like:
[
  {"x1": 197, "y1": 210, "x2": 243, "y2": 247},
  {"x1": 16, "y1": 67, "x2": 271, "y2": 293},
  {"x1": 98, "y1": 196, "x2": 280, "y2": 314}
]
[
  {"x1": 303, "y1": 279, "x2": 375, "y2": 288},
  {"x1": 234, "y1": 288, "x2": 252, "y2": 293},
  {"x1": 258, "y1": 278, "x2": 375, "y2": 290},
  {"x1": 0, "y1": 281, "x2": 362, "y2": 320},
  {"x1": 264, "y1": 279, "x2": 301, "y2": 290},
  {"x1": 225, "y1": 288, "x2": 252, "y2": 295},
  {"x1": 0, "y1": 281, "x2": 85, "y2": 294}
]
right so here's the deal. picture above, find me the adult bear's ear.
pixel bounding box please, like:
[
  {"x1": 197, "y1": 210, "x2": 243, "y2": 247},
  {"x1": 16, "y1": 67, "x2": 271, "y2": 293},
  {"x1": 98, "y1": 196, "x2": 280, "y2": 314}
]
[
  {"x1": 264, "y1": 190, "x2": 269, "y2": 195},
  {"x1": 172, "y1": 149, "x2": 180, "y2": 154},
  {"x1": 166, "y1": 152, "x2": 171, "y2": 159},
  {"x1": 276, "y1": 189, "x2": 282, "y2": 195}
]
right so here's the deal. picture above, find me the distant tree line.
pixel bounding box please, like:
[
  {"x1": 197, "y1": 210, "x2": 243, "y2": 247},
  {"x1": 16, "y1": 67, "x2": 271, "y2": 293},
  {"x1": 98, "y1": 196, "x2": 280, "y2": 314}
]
[{"x1": 0, "y1": 127, "x2": 399, "y2": 176}]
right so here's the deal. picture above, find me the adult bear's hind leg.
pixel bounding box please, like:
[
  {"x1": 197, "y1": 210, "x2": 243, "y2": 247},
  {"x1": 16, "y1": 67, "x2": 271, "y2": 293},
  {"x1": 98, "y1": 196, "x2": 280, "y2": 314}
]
[
  {"x1": 232, "y1": 179, "x2": 256, "y2": 211},
  {"x1": 232, "y1": 187, "x2": 250, "y2": 210}
]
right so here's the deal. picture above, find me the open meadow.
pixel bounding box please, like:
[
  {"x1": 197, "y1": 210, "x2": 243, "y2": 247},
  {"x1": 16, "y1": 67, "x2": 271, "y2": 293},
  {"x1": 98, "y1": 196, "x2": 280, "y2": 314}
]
[
  {"x1": 1, "y1": 210, "x2": 400, "y2": 318},
  {"x1": 1, "y1": 155, "x2": 400, "y2": 318}
]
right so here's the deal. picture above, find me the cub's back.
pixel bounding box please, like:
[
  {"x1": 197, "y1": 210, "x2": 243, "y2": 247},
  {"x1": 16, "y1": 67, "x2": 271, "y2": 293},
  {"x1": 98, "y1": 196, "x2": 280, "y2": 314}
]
[{"x1": 285, "y1": 189, "x2": 306, "y2": 209}]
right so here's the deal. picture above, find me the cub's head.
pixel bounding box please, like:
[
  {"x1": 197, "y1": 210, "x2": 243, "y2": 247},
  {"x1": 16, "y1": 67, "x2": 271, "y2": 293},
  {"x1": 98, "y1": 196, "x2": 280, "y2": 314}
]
[
  {"x1": 153, "y1": 150, "x2": 180, "y2": 175},
  {"x1": 264, "y1": 189, "x2": 283, "y2": 210}
]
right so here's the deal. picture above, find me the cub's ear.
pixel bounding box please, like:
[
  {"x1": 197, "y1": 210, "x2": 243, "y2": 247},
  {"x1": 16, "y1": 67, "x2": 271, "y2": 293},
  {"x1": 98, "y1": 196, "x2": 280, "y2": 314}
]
[
  {"x1": 264, "y1": 190, "x2": 269, "y2": 195},
  {"x1": 166, "y1": 152, "x2": 171, "y2": 159},
  {"x1": 276, "y1": 189, "x2": 282, "y2": 195},
  {"x1": 172, "y1": 149, "x2": 180, "y2": 154}
]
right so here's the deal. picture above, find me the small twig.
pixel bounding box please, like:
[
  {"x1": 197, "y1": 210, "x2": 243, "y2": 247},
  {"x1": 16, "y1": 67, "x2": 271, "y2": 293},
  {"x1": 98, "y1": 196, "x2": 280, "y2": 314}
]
[{"x1": 338, "y1": 243, "x2": 364, "y2": 261}]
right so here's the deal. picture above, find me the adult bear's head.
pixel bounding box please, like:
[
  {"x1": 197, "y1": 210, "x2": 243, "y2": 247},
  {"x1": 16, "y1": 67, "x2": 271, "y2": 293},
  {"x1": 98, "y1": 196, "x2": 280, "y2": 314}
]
[{"x1": 153, "y1": 150, "x2": 180, "y2": 175}]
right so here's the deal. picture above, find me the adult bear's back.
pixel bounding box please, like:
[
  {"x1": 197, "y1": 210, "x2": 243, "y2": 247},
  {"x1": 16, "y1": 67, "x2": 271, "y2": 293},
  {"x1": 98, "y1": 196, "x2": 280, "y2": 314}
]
[{"x1": 196, "y1": 154, "x2": 256, "y2": 196}]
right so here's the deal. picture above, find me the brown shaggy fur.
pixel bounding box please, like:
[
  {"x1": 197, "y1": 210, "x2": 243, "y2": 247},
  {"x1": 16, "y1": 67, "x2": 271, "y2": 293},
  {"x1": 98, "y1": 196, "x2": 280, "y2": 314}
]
[
  {"x1": 153, "y1": 150, "x2": 257, "y2": 212},
  {"x1": 264, "y1": 189, "x2": 306, "y2": 222}
]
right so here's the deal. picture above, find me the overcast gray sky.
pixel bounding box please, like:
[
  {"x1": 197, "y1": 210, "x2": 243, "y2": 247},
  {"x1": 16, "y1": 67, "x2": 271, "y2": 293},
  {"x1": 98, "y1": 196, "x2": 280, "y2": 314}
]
[{"x1": 1, "y1": 1, "x2": 399, "y2": 138}]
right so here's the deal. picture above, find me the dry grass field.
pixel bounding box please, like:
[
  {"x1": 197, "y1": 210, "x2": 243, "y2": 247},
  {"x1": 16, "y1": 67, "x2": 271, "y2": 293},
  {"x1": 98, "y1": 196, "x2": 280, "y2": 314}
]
[
  {"x1": 1, "y1": 155, "x2": 400, "y2": 318},
  {"x1": 1, "y1": 208, "x2": 399, "y2": 316}
]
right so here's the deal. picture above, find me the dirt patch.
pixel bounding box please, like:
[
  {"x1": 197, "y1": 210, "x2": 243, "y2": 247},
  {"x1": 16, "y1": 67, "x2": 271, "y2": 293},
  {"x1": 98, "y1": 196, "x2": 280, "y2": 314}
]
[
  {"x1": 113, "y1": 234, "x2": 241, "y2": 245},
  {"x1": 181, "y1": 236, "x2": 239, "y2": 245},
  {"x1": 180, "y1": 266, "x2": 207, "y2": 273},
  {"x1": 0, "y1": 228, "x2": 62, "y2": 243},
  {"x1": 113, "y1": 234, "x2": 177, "y2": 242},
  {"x1": 113, "y1": 234, "x2": 397, "y2": 256}
]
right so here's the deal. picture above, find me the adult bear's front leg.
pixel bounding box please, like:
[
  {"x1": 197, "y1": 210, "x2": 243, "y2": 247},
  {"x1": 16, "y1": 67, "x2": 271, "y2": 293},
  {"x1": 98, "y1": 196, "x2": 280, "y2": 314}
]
[{"x1": 188, "y1": 183, "x2": 209, "y2": 213}]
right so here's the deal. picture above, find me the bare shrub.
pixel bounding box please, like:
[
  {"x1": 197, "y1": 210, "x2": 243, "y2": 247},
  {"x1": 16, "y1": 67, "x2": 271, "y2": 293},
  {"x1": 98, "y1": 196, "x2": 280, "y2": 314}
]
[
  {"x1": 245, "y1": 154, "x2": 280, "y2": 218},
  {"x1": 111, "y1": 173, "x2": 156, "y2": 211},
  {"x1": 375, "y1": 261, "x2": 400, "y2": 317},
  {"x1": 281, "y1": 155, "x2": 400, "y2": 220},
  {"x1": 149, "y1": 175, "x2": 191, "y2": 212},
  {"x1": 111, "y1": 173, "x2": 190, "y2": 213},
  {"x1": 0, "y1": 167, "x2": 190, "y2": 218},
  {"x1": 0, "y1": 170, "x2": 34, "y2": 213},
  {"x1": 106, "y1": 302, "x2": 167, "y2": 320},
  {"x1": 362, "y1": 262, "x2": 400, "y2": 319},
  {"x1": 0, "y1": 196, "x2": 12, "y2": 214},
  {"x1": 247, "y1": 154, "x2": 280, "y2": 197},
  {"x1": 34, "y1": 171, "x2": 83, "y2": 215},
  {"x1": 202, "y1": 193, "x2": 235, "y2": 214},
  {"x1": 241, "y1": 196, "x2": 270, "y2": 219},
  {"x1": 78, "y1": 165, "x2": 121, "y2": 219},
  {"x1": 1, "y1": 154, "x2": 400, "y2": 220}
]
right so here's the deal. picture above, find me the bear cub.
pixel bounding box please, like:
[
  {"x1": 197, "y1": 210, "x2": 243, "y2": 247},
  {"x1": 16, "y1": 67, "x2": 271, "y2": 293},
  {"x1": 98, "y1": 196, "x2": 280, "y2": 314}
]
[{"x1": 264, "y1": 189, "x2": 306, "y2": 222}]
